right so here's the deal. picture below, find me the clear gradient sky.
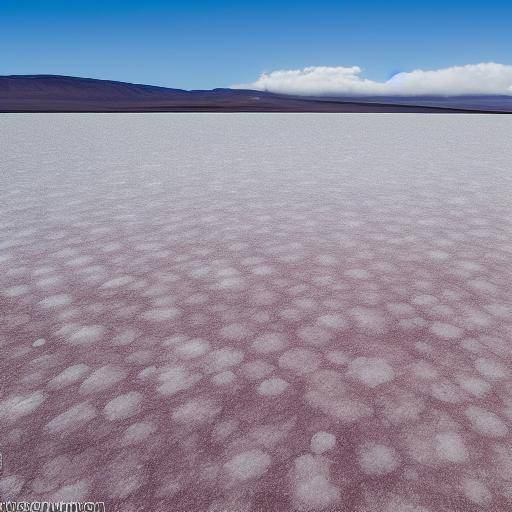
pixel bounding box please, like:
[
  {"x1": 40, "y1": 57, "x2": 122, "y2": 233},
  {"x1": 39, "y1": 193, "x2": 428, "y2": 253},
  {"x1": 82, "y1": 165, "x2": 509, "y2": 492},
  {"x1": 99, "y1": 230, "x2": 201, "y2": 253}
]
[{"x1": 2, "y1": 0, "x2": 511, "y2": 90}]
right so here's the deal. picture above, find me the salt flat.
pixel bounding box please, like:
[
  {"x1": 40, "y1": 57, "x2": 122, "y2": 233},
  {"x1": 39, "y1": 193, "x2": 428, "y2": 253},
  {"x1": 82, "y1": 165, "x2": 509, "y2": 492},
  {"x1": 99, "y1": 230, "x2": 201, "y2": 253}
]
[{"x1": 1, "y1": 113, "x2": 512, "y2": 511}]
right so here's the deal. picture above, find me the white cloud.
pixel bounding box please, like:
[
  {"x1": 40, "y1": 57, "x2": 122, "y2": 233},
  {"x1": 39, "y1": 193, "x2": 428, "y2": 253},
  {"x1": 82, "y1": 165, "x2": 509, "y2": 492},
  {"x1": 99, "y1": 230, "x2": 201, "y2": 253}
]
[{"x1": 232, "y1": 63, "x2": 512, "y2": 96}]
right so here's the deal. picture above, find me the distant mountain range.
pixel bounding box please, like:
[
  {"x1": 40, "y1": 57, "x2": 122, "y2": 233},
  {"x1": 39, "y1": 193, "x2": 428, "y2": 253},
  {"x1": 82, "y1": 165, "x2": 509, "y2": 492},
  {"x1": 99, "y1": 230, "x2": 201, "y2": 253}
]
[{"x1": 1, "y1": 75, "x2": 511, "y2": 113}]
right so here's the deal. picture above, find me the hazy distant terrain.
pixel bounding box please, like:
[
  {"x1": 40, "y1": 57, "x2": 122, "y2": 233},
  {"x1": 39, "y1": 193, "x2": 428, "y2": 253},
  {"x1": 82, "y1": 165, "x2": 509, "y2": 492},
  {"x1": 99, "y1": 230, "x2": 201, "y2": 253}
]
[
  {"x1": 2, "y1": 75, "x2": 512, "y2": 112},
  {"x1": 1, "y1": 114, "x2": 512, "y2": 511}
]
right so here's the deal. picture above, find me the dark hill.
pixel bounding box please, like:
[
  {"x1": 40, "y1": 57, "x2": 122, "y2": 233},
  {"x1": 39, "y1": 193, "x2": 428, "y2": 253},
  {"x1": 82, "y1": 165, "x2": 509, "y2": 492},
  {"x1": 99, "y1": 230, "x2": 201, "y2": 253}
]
[{"x1": 1, "y1": 75, "x2": 510, "y2": 113}]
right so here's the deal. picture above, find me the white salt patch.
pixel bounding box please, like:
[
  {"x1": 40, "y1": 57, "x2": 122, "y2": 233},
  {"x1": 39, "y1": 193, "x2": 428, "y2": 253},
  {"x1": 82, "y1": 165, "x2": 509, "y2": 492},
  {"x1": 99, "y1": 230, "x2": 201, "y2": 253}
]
[
  {"x1": 430, "y1": 382, "x2": 465, "y2": 403},
  {"x1": 297, "y1": 325, "x2": 332, "y2": 346},
  {"x1": 101, "y1": 275, "x2": 134, "y2": 288},
  {"x1": 137, "y1": 366, "x2": 157, "y2": 380},
  {"x1": 241, "y1": 360, "x2": 274, "y2": 380},
  {"x1": 112, "y1": 329, "x2": 138, "y2": 347},
  {"x1": 184, "y1": 293, "x2": 209, "y2": 305},
  {"x1": 317, "y1": 254, "x2": 338, "y2": 265},
  {"x1": 468, "y1": 279, "x2": 498, "y2": 294},
  {"x1": 409, "y1": 361, "x2": 439, "y2": 380},
  {"x1": 350, "y1": 307, "x2": 386, "y2": 333},
  {"x1": 345, "y1": 268, "x2": 371, "y2": 279},
  {"x1": 428, "y1": 250, "x2": 450, "y2": 260},
  {"x1": 465, "y1": 406, "x2": 508, "y2": 437},
  {"x1": 279, "y1": 308, "x2": 302, "y2": 321},
  {"x1": 208, "y1": 348, "x2": 244, "y2": 371},
  {"x1": 122, "y1": 422, "x2": 156, "y2": 446},
  {"x1": 215, "y1": 277, "x2": 246, "y2": 290},
  {"x1": 219, "y1": 323, "x2": 252, "y2": 340},
  {"x1": 172, "y1": 398, "x2": 221, "y2": 424},
  {"x1": 4, "y1": 285, "x2": 29, "y2": 297},
  {"x1": 32, "y1": 338, "x2": 46, "y2": 347},
  {"x1": 294, "y1": 474, "x2": 340, "y2": 510},
  {"x1": 68, "y1": 325, "x2": 105, "y2": 345},
  {"x1": 45, "y1": 402, "x2": 97, "y2": 433},
  {"x1": 462, "y1": 307, "x2": 492, "y2": 329},
  {"x1": 326, "y1": 350, "x2": 349, "y2": 365},
  {"x1": 0, "y1": 253, "x2": 12, "y2": 264},
  {"x1": 157, "y1": 366, "x2": 202, "y2": 395},
  {"x1": 474, "y1": 357, "x2": 509, "y2": 380},
  {"x1": 39, "y1": 294, "x2": 72, "y2": 308},
  {"x1": 212, "y1": 371, "x2": 236, "y2": 385},
  {"x1": 294, "y1": 298, "x2": 318, "y2": 311},
  {"x1": 66, "y1": 255, "x2": 94, "y2": 267},
  {"x1": 49, "y1": 363, "x2": 89, "y2": 389},
  {"x1": 143, "y1": 285, "x2": 170, "y2": 298},
  {"x1": 104, "y1": 391, "x2": 143, "y2": 421},
  {"x1": 126, "y1": 349, "x2": 154, "y2": 364},
  {"x1": 257, "y1": 377, "x2": 289, "y2": 396},
  {"x1": 317, "y1": 313, "x2": 347, "y2": 330},
  {"x1": 311, "y1": 432, "x2": 336, "y2": 454},
  {"x1": 162, "y1": 335, "x2": 187, "y2": 348},
  {"x1": 461, "y1": 477, "x2": 492, "y2": 506},
  {"x1": 347, "y1": 357, "x2": 395, "y2": 387},
  {"x1": 279, "y1": 348, "x2": 321, "y2": 374},
  {"x1": 79, "y1": 365, "x2": 127, "y2": 394},
  {"x1": 156, "y1": 479, "x2": 183, "y2": 499},
  {"x1": 174, "y1": 338, "x2": 210, "y2": 359},
  {"x1": 380, "y1": 393, "x2": 425, "y2": 424},
  {"x1": 292, "y1": 454, "x2": 340, "y2": 510},
  {"x1": 0, "y1": 391, "x2": 46, "y2": 422},
  {"x1": 49, "y1": 480, "x2": 89, "y2": 502},
  {"x1": 253, "y1": 311, "x2": 271, "y2": 323},
  {"x1": 305, "y1": 370, "x2": 373, "y2": 423},
  {"x1": 242, "y1": 256, "x2": 265, "y2": 265},
  {"x1": 107, "y1": 457, "x2": 146, "y2": 499},
  {"x1": 484, "y1": 303, "x2": 511, "y2": 319},
  {"x1": 215, "y1": 266, "x2": 239, "y2": 277},
  {"x1": 455, "y1": 375, "x2": 491, "y2": 397},
  {"x1": 150, "y1": 296, "x2": 175, "y2": 307},
  {"x1": 457, "y1": 260, "x2": 483, "y2": 272},
  {"x1": 358, "y1": 442, "x2": 399, "y2": 475},
  {"x1": 412, "y1": 294, "x2": 438, "y2": 306},
  {"x1": 30, "y1": 354, "x2": 56, "y2": 369},
  {"x1": 435, "y1": 432, "x2": 468, "y2": 462},
  {"x1": 224, "y1": 449, "x2": 271, "y2": 481},
  {"x1": 252, "y1": 265, "x2": 273, "y2": 275},
  {"x1": 37, "y1": 276, "x2": 62, "y2": 288},
  {"x1": 249, "y1": 422, "x2": 294, "y2": 449},
  {"x1": 212, "y1": 419, "x2": 239, "y2": 443},
  {"x1": 54, "y1": 248, "x2": 78, "y2": 258},
  {"x1": 251, "y1": 332, "x2": 287, "y2": 353},
  {"x1": 0, "y1": 475, "x2": 26, "y2": 497},
  {"x1": 430, "y1": 321, "x2": 463, "y2": 339},
  {"x1": 461, "y1": 338, "x2": 484, "y2": 353},
  {"x1": 141, "y1": 307, "x2": 181, "y2": 321}
]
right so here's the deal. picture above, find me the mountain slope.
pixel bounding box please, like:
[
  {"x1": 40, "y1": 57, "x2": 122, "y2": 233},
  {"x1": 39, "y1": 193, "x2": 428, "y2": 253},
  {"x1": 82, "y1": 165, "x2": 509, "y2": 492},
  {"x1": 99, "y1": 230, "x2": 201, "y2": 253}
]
[{"x1": 1, "y1": 75, "x2": 510, "y2": 113}]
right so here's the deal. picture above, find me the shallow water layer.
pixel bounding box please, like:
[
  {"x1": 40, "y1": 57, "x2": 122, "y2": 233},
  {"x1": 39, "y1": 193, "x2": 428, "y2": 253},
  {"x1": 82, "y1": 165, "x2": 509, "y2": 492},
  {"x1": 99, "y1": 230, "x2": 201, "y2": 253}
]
[{"x1": 1, "y1": 113, "x2": 512, "y2": 511}]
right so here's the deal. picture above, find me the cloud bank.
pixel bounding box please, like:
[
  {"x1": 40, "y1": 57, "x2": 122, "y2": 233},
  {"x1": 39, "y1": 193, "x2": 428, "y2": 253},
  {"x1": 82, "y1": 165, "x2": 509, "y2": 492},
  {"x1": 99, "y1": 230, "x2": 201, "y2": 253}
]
[{"x1": 233, "y1": 63, "x2": 512, "y2": 96}]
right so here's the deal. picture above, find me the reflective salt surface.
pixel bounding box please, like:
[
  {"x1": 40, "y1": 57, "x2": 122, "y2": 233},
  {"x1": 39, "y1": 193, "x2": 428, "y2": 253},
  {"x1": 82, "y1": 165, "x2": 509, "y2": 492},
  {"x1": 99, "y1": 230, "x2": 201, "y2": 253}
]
[{"x1": 1, "y1": 113, "x2": 512, "y2": 511}]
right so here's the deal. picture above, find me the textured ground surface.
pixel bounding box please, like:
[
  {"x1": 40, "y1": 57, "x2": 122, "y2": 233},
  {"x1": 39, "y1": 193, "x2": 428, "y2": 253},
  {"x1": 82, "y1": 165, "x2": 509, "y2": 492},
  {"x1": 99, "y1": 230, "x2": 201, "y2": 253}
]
[{"x1": 1, "y1": 113, "x2": 512, "y2": 512}]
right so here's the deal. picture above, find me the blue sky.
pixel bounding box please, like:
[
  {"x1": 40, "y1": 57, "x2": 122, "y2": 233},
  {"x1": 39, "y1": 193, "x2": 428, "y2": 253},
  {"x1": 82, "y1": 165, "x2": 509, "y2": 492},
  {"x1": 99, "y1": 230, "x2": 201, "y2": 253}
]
[{"x1": 2, "y1": 0, "x2": 511, "y2": 90}]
